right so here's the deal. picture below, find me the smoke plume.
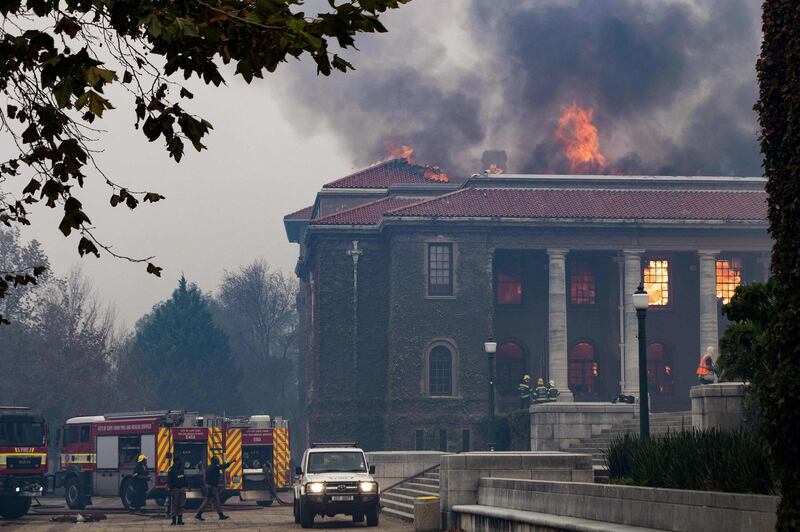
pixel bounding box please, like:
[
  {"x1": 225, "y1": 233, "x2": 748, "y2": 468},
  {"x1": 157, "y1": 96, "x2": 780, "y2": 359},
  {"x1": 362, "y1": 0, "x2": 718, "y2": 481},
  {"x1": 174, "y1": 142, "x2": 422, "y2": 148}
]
[{"x1": 275, "y1": 0, "x2": 762, "y2": 177}]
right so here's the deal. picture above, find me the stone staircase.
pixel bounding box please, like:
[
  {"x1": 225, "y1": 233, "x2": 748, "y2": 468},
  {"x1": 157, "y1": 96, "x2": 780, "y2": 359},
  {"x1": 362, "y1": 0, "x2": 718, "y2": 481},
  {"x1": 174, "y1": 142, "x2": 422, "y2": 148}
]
[
  {"x1": 566, "y1": 411, "x2": 692, "y2": 483},
  {"x1": 380, "y1": 468, "x2": 439, "y2": 521}
]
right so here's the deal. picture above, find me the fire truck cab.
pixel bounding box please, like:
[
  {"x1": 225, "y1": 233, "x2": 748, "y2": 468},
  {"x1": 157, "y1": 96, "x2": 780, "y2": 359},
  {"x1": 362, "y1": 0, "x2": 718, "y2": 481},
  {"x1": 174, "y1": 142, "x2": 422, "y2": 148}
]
[
  {"x1": 0, "y1": 406, "x2": 48, "y2": 519},
  {"x1": 57, "y1": 410, "x2": 238, "y2": 510}
]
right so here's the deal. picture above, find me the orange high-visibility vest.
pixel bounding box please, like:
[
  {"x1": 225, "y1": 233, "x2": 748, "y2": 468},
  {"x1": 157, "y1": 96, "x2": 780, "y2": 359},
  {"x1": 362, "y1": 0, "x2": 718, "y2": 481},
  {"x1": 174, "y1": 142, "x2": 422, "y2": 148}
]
[{"x1": 696, "y1": 354, "x2": 714, "y2": 376}]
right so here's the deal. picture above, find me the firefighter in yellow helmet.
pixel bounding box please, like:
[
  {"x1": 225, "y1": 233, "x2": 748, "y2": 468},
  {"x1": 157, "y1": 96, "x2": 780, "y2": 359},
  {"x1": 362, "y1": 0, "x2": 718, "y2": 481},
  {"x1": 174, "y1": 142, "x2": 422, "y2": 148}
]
[
  {"x1": 517, "y1": 374, "x2": 532, "y2": 408},
  {"x1": 533, "y1": 378, "x2": 549, "y2": 404},
  {"x1": 131, "y1": 454, "x2": 150, "y2": 513}
]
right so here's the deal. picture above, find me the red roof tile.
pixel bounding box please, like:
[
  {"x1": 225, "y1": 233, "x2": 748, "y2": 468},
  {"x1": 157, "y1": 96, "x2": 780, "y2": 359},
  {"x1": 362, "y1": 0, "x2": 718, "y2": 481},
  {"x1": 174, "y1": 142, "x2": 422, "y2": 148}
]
[
  {"x1": 284, "y1": 205, "x2": 315, "y2": 220},
  {"x1": 386, "y1": 188, "x2": 768, "y2": 221},
  {"x1": 312, "y1": 197, "x2": 422, "y2": 226},
  {"x1": 323, "y1": 159, "x2": 446, "y2": 189}
]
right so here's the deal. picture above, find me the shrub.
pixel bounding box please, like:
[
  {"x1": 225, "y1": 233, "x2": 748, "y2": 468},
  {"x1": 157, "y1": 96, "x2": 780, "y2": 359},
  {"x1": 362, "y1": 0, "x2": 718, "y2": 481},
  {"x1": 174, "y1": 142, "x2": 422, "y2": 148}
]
[{"x1": 605, "y1": 428, "x2": 774, "y2": 495}]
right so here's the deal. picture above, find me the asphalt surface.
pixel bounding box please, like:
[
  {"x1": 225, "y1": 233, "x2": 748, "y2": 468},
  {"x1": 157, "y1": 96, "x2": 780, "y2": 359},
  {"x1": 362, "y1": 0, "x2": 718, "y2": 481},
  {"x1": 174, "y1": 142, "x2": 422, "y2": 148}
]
[{"x1": 1, "y1": 496, "x2": 413, "y2": 531}]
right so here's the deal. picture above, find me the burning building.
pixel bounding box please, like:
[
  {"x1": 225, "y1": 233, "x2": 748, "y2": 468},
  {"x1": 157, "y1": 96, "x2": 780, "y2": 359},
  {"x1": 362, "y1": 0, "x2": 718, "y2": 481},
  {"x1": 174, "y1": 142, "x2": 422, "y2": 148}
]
[{"x1": 284, "y1": 158, "x2": 770, "y2": 451}]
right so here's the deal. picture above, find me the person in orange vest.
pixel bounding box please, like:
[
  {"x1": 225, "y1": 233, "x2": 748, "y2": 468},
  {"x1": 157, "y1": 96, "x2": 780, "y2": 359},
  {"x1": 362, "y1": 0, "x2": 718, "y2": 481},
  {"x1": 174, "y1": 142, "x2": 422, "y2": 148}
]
[{"x1": 696, "y1": 346, "x2": 718, "y2": 384}]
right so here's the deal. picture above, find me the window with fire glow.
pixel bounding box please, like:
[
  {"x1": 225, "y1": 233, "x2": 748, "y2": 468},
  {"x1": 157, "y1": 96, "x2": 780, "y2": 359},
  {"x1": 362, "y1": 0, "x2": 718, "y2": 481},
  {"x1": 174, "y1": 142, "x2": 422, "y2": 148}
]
[
  {"x1": 495, "y1": 254, "x2": 523, "y2": 305},
  {"x1": 570, "y1": 261, "x2": 596, "y2": 305},
  {"x1": 647, "y1": 342, "x2": 673, "y2": 395},
  {"x1": 716, "y1": 259, "x2": 742, "y2": 304},
  {"x1": 643, "y1": 259, "x2": 669, "y2": 306},
  {"x1": 568, "y1": 342, "x2": 598, "y2": 396}
]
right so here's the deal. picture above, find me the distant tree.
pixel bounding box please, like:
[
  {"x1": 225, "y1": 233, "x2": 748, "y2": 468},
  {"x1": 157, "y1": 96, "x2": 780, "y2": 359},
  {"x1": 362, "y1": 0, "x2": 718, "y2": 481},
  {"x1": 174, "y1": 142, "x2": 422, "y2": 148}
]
[
  {"x1": 0, "y1": 266, "x2": 119, "y2": 426},
  {"x1": 755, "y1": 1, "x2": 800, "y2": 528},
  {"x1": 128, "y1": 275, "x2": 241, "y2": 413},
  {"x1": 0, "y1": 0, "x2": 410, "y2": 295},
  {"x1": 215, "y1": 260, "x2": 297, "y2": 417},
  {"x1": 718, "y1": 281, "x2": 774, "y2": 383},
  {"x1": 0, "y1": 228, "x2": 49, "y2": 324}
]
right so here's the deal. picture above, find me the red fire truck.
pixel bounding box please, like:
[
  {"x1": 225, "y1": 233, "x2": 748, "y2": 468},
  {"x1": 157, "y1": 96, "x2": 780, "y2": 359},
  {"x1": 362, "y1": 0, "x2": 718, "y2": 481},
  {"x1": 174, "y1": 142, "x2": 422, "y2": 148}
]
[
  {"x1": 0, "y1": 406, "x2": 48, "y2": 519},
  {"x1": 228, "y1": 415, "x2": 291, "y2": 506},
  {"x1": 57, "y1": 411, "x2": 290, "y2": 510}
]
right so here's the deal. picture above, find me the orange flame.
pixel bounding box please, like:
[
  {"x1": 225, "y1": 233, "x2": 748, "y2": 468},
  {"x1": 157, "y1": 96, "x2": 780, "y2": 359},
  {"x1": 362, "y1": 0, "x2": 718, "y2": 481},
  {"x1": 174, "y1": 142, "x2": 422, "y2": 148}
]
[
  {"x1": 487, "y1": 163, "x2": 504, "y2": 175},
  {"x1": 424, "y1": 166, "x2": 449, "y2": 183},
  {"x1": 384, "y1": 141, "x2": 414, "y2": 162},
  {"x1": 554, "y1": 102, "x2": 607, "y2": 174}
]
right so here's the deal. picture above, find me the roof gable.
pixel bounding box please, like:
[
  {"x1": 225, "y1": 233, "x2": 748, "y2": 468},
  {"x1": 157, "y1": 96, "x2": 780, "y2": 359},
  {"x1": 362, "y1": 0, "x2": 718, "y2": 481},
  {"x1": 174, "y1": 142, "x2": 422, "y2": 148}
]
[
  {"x1": 311, "y1": 196, "x2": 422, "y2": 226},
  {"x1": 322, "y1": 159, "x2": 447, "y2": 189}
]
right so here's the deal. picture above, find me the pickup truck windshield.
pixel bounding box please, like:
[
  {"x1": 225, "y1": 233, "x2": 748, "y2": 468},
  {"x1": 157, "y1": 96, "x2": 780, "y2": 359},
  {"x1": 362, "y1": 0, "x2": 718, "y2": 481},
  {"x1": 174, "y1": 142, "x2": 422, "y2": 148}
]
[{"x1": 307, "y1": 451, "x2": 367, "y2": 473}]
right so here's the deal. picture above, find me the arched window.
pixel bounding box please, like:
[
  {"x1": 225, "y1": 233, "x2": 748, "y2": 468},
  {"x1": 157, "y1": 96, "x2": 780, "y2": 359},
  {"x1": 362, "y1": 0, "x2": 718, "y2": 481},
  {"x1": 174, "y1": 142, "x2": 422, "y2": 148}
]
[
  {"x1": 496, "y1": 341, "x2": 527, "y2": 412},
  {"x1": 569, "y1": 342, "x2": 599, "y2": 395},
  {"x1": 428, "y1": 345, "x2": 453, "y2": 396},
  {"x1": 647, "y1": 342, "x2": 673, "y2": 395}
]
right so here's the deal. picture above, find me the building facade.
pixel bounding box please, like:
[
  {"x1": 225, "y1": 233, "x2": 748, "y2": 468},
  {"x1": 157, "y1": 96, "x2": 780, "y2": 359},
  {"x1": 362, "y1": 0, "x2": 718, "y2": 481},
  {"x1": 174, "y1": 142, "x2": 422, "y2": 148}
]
[{"x1": 284, "y1": 159, "x2": 771, "y2": 452}]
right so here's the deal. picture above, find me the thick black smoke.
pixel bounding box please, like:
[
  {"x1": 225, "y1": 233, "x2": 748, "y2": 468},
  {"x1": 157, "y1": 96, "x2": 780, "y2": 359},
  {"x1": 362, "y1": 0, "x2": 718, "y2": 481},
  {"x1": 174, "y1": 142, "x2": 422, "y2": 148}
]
[{"x1": 276, "y1": 0, "x2": 762, "y2": 177}]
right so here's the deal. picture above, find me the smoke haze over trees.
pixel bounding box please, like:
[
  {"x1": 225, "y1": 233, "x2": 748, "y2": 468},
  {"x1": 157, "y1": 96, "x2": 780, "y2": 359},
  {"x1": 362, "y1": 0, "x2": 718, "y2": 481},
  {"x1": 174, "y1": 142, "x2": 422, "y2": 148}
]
[{"x1": 277, "y1": 0, "x2": 762, "y2": 177}]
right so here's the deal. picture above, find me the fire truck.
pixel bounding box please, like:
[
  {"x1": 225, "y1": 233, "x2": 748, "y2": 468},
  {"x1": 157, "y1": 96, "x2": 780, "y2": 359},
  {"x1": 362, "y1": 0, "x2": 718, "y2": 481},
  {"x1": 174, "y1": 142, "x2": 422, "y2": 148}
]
[
  {"x1": 226, "y1": 415, "x2": 291, "y2": 506},
  {"x1": 0, "y1": 406, "x2": 48, "y2": 519},
  {"x1": 56, "y1": 411, "x2": 290, "y2": 510}
]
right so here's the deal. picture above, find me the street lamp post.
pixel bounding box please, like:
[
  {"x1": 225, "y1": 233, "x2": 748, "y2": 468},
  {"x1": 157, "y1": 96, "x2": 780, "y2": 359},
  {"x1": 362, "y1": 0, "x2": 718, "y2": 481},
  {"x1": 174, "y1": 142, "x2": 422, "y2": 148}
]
[
  {"x1": 632, "y1": 283, "x2": 650, "y2": 440},
  {"x1": 484, "y1": 338, "x2": 497, "y2": 451}
]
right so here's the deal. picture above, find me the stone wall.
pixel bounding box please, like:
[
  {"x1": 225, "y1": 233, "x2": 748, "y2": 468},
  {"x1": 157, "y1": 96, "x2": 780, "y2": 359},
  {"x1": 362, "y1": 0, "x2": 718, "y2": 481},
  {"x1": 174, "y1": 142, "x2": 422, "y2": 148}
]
[
  {"x1": 452, "y1": 478, "x2": 777, "y2": 532},
  {"x1": 439, "y1": 452, "x2": 593, "y2": 529},
  {"x1": 691, "y1": 382, "x2": 748, "y2": 431},
  {"x1": 365, "y1": 451, "x2": 445, "y2": 491},
  {"x1": 530, "y1": 402, "x2": 637, "y2": 451}
]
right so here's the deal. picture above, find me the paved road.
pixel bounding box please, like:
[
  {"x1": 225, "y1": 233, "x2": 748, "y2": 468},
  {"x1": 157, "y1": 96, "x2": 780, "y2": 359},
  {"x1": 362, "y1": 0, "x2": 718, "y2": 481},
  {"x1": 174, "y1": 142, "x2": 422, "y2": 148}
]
[{"x1": 2, "y1": 497, "x2": 413, "y2": 531}]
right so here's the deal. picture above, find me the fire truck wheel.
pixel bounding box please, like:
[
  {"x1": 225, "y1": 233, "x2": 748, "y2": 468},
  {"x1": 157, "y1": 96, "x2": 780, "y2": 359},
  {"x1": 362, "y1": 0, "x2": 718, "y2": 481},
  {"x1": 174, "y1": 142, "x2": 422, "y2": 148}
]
[
  {"x1": 120, "y1": 478, "x2": 136, "y2": 510},
  {"x1": 299, "y1": 500, "x2": 314, "y2": 528},
  {"x1": 352, "y1": 512, "x2": 364, "y2": 523},
  {"x1": 256, "y1": 500, "x2": 273, "y2": 507},
  {"x1": 0, "y1": 496, "x2": 32, "y2": 519},
  {"x1": 365, "y1": 505, "x2": 379, "y2": 527},
  {"x1": 293, "y1": 499, "x2": 300, "y2": 523},
  {"x1": 65, "y1": 477, "x2": 85, "y2": 510}
]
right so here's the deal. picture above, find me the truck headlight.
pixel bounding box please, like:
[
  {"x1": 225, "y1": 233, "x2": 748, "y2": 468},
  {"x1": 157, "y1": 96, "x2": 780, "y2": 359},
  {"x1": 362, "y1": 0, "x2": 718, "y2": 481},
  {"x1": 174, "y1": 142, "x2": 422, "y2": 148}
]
[
  {"x1": 359, "y1": 482, "x2": 377, "y2": 493},
  {"x1": 306, "y1": 482, "x2": 325, "y2": 494}
]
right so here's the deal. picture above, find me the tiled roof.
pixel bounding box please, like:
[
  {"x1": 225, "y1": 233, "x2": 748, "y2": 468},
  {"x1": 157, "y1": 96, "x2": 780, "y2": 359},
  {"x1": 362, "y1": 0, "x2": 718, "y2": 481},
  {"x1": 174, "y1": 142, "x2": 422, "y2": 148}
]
[
  {"x1": 385, "y1": 188, "x2": 768, "y2": 221},
  {"x1": 322, "y1": 159, "x2": 447, "y2": 189},
  {"x1": 312, "y1": 197, "x2": 422, "y2": 226},
  {"x1": 284, "y1": 205, "x2": 315, "y2": 220}
]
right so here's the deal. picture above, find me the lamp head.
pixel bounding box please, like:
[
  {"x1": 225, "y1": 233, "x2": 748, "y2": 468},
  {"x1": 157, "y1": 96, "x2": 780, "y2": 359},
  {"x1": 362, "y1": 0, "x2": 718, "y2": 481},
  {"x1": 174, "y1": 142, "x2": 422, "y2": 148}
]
[
  {"x1": 484, "y1": 338, "x2": 497, "y2": 354},
  {"x1": 632, "y1": 283, "x2": 649, "y2": 311}
]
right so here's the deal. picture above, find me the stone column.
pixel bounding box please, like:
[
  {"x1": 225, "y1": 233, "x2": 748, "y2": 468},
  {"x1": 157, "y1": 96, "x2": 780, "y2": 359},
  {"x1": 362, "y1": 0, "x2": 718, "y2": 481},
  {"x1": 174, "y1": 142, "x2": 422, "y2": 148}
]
[
  {"x1": 547, "y1": 249, "x2": 573, "y2": 401},
  {"x1": 698, "y1": 250, "x2": 720, "y2": 361},
  {"x1": 623, "y1": 250, "x2": 644, "y2": 397}
]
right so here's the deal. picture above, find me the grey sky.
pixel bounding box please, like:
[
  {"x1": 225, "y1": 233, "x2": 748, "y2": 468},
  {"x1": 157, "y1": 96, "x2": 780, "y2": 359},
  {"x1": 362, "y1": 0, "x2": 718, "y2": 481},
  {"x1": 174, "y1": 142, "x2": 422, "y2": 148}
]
[{"x1": 1, "y1": 0, "x2": 763, "y2": 329}]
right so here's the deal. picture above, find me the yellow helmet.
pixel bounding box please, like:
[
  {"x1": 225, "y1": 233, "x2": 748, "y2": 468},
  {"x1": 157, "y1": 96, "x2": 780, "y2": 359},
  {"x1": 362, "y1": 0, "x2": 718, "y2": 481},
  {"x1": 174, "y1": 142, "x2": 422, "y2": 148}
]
[
  {"x1": 523, "y1": 374, "x2": 531, "y2": 381},
  {"x1": 137, "y1": 454, "x2": 147, "y2": 463},
  {"x1": 537, "y1": 378, "x2": 544, "y2": 386}
]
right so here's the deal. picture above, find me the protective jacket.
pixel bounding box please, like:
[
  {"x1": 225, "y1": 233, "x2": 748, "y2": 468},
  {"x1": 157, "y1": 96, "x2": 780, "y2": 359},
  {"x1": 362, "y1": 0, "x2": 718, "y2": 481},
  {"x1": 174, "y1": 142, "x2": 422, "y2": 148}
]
[
  {"x1": 696, "y1": 354, "x2": 715, "y2": 376},
  {"x1": 205, "y1": 461, "x2": 229, "y2": 487},
  {"x1": 168, "y1": 462, "x2": 188, "y2": 489}
]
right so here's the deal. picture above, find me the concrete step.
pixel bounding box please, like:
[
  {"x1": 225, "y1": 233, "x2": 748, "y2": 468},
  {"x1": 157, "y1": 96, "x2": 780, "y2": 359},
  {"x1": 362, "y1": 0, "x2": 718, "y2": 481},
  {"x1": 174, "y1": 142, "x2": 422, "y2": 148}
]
[
  {"x1": 381, "y1": 506, "x2": 413, "y2": 522},
  {"x1": 422, "y1": 471, "x2": 440, "y2": 480},
  {"x1": 382, "y1": 491, "x2": 421, "y2": 504},
  {"x1": 414, "y1": 477, "x2": 439, "y2": 487},
  {"x1": 380, "y1": 496, "x2": 414, "y2": 513},
  {"x1": 393, "y1": 483, "x2": 438, "y2": 496}
]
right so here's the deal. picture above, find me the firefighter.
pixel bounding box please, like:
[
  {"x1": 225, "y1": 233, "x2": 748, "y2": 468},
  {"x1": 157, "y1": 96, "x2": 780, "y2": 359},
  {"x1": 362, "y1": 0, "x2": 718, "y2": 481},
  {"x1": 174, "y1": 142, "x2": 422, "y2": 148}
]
[
  {"x1": 131, "y1": 455, "x2": 150, "y2": 513},
  {"x1": 532, "y1": 378, "x2": 549, "y2": 404},
  {"x1": 168, "y1": 456, "x2": 187, "y2": 526},
  {"x1": 517, "y1": 375, "x2": 532, "y2": 408},
  {"x1": 546, "y1": 380, "x2": 560, "y2": 401},
  {"x1": 195, "y1": 456, "x2": 231, "y2": 521},
  {"x1": 696, "y1": 346, "x2": 718, "y2": 384}
]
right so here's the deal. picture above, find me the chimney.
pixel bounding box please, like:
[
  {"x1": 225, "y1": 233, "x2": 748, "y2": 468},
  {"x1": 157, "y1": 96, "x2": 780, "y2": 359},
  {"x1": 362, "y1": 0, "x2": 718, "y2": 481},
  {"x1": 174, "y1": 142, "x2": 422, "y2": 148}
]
[{"x1": 481, "y1": 150, "x2": 508, "y2": 174}]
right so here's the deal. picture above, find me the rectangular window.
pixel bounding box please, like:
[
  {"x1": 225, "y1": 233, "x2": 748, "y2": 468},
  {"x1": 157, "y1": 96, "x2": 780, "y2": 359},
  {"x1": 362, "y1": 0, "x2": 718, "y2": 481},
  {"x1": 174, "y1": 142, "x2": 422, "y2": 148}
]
[
  {"x1": 569, "y1": 261, "x2": 596, "y2": 305},
  {"x1": 428, "y1": 243, "x2": 453, "y2": 296},
  {"x1": 80, "y1": 425, "x2": 91, "y2": 442},
  {"x1": 716, "y1": 259, "x2": 742, "y2": 304},
  {"x1": 495, "y1": 254, "x2": 523, "y2": 305},
  {"x1": 415, "y1": 430, "x2": 424, "y2": 451},
  {"x1": 438, "y1": 430, "x2": 447, "y2": 452},
  {"x1": 461, "y1": 429, "x2": 471, "y2": 452},
  {"x1": 643, "y1": 259, "x2": 669, "y2": 306}
]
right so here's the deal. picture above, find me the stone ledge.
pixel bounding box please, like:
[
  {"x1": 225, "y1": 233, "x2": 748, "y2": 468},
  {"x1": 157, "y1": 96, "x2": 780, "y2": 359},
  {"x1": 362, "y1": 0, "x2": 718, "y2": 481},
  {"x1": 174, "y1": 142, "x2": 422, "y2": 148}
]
[{"x1": 452, "y1": 504, "x2": 661, "y2": 532}]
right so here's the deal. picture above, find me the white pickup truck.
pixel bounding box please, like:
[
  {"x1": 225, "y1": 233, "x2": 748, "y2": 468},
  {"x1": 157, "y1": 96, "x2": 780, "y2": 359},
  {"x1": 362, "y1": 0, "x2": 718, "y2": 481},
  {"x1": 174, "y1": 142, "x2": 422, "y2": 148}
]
[{"x1": 293, "y1": 444, "x2": 379, "y2": 528}]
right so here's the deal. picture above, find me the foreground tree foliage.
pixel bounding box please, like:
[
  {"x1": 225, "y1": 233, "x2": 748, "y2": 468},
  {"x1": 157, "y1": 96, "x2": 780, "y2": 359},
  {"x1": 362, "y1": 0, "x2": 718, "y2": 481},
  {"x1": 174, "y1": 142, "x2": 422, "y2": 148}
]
[
  {"x1": 0, "y1": 0, "x2": 409, "y2": 309},
  {"x1": 755, "y1": 1, "x2": 800, "y2": 528}
]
